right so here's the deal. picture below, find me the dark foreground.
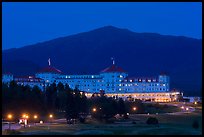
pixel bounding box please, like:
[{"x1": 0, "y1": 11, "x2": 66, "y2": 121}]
[{"x1": 2, "y1": 109, "x2": 202, "y2": 135}]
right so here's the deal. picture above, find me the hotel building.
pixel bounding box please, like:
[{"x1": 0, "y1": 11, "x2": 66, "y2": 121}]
[{"x1": 2, "y1": 59, "x2": 181, "y2": 102}]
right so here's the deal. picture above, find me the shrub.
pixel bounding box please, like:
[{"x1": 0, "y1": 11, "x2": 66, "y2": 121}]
[
  {"x1": 192, "y1": 120, "x2": 199, "y2": 129},
  {"x1": 105, "y1": 118, "x2": 115, "y2": 124},
  {"x1": 146, "y1": 117, "x2": 159, "y2": 125},
  {"x1": 123, "y1": 114, "x2": 129, "y2": 119},
  {"x1": 132, "y1": 121, "x2": 136, "y2": 124},
  {"x1": 79, "y1": 117, "x2": 86, "y2": 123}
]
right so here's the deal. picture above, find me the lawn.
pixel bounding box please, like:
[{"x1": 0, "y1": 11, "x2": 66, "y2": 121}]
[{"x1": 3, "y1": 110, "x2": 201, "y2": 135}]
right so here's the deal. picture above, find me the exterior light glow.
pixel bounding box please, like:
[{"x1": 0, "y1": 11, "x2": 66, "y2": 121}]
[
  {"x1": 7, "y1": 114, "x2": 13, "y2": 119},
  {"x1": 133, "y1": 107, "x2": 137, "y2": 111},
  {"x1": 49, "y1": 114, "x2": 53, "y2": 118},
  {"x1": 34, "y1": 115, "x2": 38, "y2": 119},
  {"x1": 22, "y1": 114, "x2": 27, "y2": 118},
  {"x1": 186, "y1": 108, "x2": 189, "y2": 111},
  {"x1": 92, "y1": 108, "x2": 97, "y2": 112},
  {"x1": 194, "y1": 102, "x2": 197, "y2": 105}
]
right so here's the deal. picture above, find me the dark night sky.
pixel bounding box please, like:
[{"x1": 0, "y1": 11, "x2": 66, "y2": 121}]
[{"x1": 2, "y1": 2, "x2": 202, "y2": 50}]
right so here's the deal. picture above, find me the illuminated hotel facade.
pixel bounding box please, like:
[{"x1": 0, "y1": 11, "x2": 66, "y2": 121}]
[{"x1": 2, "y1": 59, "x2": 181, "y2": 102}]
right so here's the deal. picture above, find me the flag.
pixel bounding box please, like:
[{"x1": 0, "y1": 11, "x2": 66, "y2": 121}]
[{"x1": 48, "y1": 58, "x2": 51, "y2": 66}]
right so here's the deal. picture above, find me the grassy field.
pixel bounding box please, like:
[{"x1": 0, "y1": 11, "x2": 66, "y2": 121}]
[{"x1": 3, "y1": 109, "x2": 202, "y2": 135}]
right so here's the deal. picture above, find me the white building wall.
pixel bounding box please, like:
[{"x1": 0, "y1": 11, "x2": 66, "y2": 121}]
[
  {"x1": 35, "y1": 73, "x2": 60, "y2": 86},
  {"x1": 2, "y1": 74, "x2": 14, "y2": 84}
]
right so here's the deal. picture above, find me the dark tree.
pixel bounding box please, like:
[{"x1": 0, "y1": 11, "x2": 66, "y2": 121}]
[
  {"x1": 56, "y1": 82, "x2": 66, "y2": 112},
  {"x1": 45, "y1": 83, "x2": 57, "y2": 113},
  {"x1": 146, "y1": 117, "x2": 159, "y2": 125},
  {"x1": 65, "y1": 85, "x2": 76, "y2": 122},
  {"x1": 90, "y1": 96, "x2": 118, "y2": 122},
  {"x1": 117, "y1": 98, "x2": 127, "y2": 116}
]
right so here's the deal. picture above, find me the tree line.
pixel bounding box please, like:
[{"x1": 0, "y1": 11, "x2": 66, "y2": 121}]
[{"x1": 2, "y1": 81, "x2": 145, "y2": 123}]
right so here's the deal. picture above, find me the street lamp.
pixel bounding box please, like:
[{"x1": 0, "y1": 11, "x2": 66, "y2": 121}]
[
  {"x1": 34, "y1": 115, "x2": 38, "y2": 125},
  {"x1": 22, "y1": 114, "x2": 29, "y2": 127},
  {"x1": 7, "y1": 114, "x2": 12, "y2": 119},
  {"x1": 48, "y1": 114, "x2": 53, "y2": 130},
  {"x1": 22, "y1": 114, "x2": 26, "y2": 118},
  {"x1": 194, "y1": 102, "x2": 197, "y2": 105},
  {"x1": 92, "y1": 108, "x2": 97, "y2": 112},
  {"x1": 49, "y1": 114, "x2": 53, "y2": 118},
  {"x1": 133, "y1": 107, "x2": 137, "y2": 111},
  {"x1": 34, "y1": 115, "x2": 38, "y2": 119},
  {"x1": 7, "y1": 114, "x2": 13, "y2": 130},
  {"x1": 49, "y1": 114, "x2": 53, "y2": 124}
]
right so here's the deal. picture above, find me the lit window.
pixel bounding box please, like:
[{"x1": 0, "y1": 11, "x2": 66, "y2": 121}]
[
  {"x1": 119, "y1": 84, "x2": 122, "y2": 86},
  {"x1": 163, "y1": 84, "x2": 166, "y2": 86},
  {"x1": 125, "y1": 84, "x2": 128, "y2": 86},
  {"x1": 92, "y1": 75, "x2": 94, "y2": 78},
  {"x1": 130, "y1": 80, "x2": 132, "y2": 82},
  {"x1": 148, "y1": 79, "x2": 151, "y2": 82},
  {"x1": 120, "y1": 75, "x2": 123, "y2": 78},
  {"x1": 119, "y1": 88, "x2": 122, "y2": 91}
]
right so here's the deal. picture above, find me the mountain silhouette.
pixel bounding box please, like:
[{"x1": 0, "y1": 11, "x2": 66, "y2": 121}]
[{"x1": 2, "y1": 26, "x2": 202, "y2": 96}]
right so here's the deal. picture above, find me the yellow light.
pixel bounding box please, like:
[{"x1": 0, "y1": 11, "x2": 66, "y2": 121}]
[
  {"x1": 133, "y1": 107, "x2": 137, "y2": 111},
  {"x1": 22, "y1": 114, "x2": 27, "y2": 118},
  {"x1": 92, "y1": 108, "x2": 97, "y2": 112},
  {"x1": 7, "y1": 114, "x2": 13, "y2": 119},
  {"x1": 194, "y1": 102, "x2": 197, "y2": 105},
  {"x1": 34, "y1": 115, "x2": 38, "y2": 119},
  {"x1": 49, "y1": 114, "x2": 53, "y2": 118},
  {"x1": 25, "y1": 115, "x2": 29, "y2": 119}
]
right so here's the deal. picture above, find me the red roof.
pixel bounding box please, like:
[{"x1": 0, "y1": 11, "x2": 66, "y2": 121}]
[
  {"x1": 101, "y1": 65, "x2": 126, "y2": 73},
  {"x1": 37, "y1": 66, "x2": 62, "y2": 74}
]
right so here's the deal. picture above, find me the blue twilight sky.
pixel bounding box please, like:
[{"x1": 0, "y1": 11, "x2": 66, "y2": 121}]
[{"x1": 2, "y1": 2, "x2": 202, "y2": 50}]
